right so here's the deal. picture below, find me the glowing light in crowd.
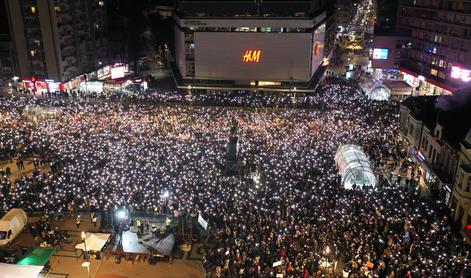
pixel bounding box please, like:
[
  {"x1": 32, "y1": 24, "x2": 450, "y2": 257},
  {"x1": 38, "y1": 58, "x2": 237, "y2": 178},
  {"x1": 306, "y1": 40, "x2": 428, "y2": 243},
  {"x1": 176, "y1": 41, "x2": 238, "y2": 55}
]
[
  {"x1": 1, "y1": 84, "x2": 469, "y2": 277},
  {"x1": 117, "y1": 210, "x2": 126, "y2": 219}
]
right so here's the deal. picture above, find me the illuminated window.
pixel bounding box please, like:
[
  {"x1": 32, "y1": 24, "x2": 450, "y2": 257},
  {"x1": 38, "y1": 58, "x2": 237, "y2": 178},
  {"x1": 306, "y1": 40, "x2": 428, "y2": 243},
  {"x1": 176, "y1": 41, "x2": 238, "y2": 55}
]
[
  {"x1": 438, "y1": 59, "x2": 445, "y2": 67},
  {"x1": 30, "y1": 50, "x2": 36, "y2": 57},
  {"x1": 54, "y1": 5, "x2": 61, "y2": 13},
  {"x1": 258, "y1": 81, "x2": 281, "y2": 86},
  {"x1": 98, "y1": 1, "x2": 105, "y2": 7},
  {"x1": 31, "y1": 6, "x2": 36, "y2": 13},
  {"x1": 235, "y1": 27, "x2": 256, "y2": 32},
  {"x1": 430, "y1": 69, "x2": 438, "y2": 76}
]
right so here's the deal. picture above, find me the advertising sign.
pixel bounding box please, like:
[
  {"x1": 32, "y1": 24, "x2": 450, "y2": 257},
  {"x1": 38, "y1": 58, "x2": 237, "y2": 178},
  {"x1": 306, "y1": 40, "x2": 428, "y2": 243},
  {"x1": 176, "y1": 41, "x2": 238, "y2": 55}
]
[
  {"x1": 373, "y1": 48, "x2": 389, "y2": 60},
  {"x1": 111, "y1": 66, "x2": 125, "y2": 79},
  {"x1": 451, "y1": 66, "x2": 471, "y2": 82},
  {"x1": 194, "y1": 32, "x2": 312, "y2": 81}
]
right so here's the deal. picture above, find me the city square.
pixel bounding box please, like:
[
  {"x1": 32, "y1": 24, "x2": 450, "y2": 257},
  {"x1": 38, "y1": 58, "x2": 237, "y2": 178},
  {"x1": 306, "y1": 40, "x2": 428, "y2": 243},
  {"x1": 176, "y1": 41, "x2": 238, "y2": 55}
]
[{"x1": 1, "y1": 0, "x2": 471, "y2": 278}]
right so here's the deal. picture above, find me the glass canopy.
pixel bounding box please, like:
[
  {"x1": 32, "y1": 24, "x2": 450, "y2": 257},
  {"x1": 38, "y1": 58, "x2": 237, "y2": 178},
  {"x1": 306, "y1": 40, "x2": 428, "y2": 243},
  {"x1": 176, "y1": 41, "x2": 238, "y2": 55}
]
[
  {"x1": 335, "y1": 144, "x2": 377, "y2": 189},
  {"x1": 368, "y1": 86, "x2": 391, "y2": 101}
]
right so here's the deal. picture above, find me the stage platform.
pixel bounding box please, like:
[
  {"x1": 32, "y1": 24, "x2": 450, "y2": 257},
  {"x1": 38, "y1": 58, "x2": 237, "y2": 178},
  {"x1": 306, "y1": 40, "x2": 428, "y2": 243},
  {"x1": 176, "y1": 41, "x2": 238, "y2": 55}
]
[{"x1": 112, "y1": 231, "x2": 175, "y2": 256}]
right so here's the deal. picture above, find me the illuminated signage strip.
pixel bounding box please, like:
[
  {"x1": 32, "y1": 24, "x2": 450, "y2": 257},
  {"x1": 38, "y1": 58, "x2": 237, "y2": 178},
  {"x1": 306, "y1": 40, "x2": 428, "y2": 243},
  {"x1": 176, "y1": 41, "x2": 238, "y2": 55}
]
[
  {"x1": 258, "y1": 81, "x2": 281, "y2": 86},
  {"x1": 450, "y1": 66, "x2": 471, "y2": 82}
]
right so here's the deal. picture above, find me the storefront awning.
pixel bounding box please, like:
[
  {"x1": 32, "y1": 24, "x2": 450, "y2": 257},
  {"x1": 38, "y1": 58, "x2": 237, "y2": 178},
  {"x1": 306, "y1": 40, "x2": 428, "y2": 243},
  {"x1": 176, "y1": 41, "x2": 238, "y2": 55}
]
[
  {"x1": 17, "y1": 247, "x2": 56, "y2": 267},
  {"x1": 0, "y1": 263, "x2": 43, "y2": 278}
]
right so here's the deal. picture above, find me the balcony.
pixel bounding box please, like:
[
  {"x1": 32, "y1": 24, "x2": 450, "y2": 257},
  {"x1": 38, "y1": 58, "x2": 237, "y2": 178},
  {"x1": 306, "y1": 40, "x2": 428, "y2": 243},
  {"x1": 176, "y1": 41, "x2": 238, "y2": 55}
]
[
  {"x1": 61, "y1": 47, "x2": 76, "y2": 59},
  {"x1": 63, "y1": 65, "x2": 78, "y2": 76},
  {"x1": 454, "y1": 183, "x2": 471, "y2": 200},
  {"x1": 58, "y1": 24, "x2": 73, "y2": 34},
  {"x1": 60, "y1": 2, "x2": 71, "y2": 11},
  {"x1": 59, "y1": 35, "x2": 73, "y2": 46},
  {"x1": 58, "y1": 14, "x2": 73, "y2": 25},
  {"x1": 462, "y1": 164, "x2": 471, "y2": 174},
  {"x1": 399, "y1": 11, "x2": 471, "y2": 29}
]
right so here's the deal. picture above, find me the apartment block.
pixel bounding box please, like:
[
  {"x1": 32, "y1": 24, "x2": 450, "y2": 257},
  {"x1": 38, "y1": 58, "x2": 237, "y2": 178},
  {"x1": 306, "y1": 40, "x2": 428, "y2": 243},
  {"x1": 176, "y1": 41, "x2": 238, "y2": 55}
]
[{"x1": 5, "y1": 0, "x2": 109, "y2": 82}]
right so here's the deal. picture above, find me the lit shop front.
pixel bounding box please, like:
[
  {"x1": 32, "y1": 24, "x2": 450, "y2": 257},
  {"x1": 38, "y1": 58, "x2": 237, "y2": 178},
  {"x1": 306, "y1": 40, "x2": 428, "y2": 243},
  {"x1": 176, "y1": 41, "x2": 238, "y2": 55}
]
[
  {"x1": 19, "y1": 78, "x2": 63, "y2": 93},
  {"x1": 400, "y1": 65, "x2": 471, "y2": 96},
  {"x1": 60, "y1": 64, "x2": 130, "y2": 91},
  {"x1": 407, "y1": 146, "x2": 452, "y2": 205}
]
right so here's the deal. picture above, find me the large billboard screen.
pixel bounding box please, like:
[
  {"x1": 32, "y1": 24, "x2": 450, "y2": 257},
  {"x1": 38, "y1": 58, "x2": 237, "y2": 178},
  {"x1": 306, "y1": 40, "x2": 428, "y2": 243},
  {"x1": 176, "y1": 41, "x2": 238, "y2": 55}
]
[
  {"x1": 111, "y1": 66, "x2": 125, "y2": 79},
  {"x1": 373, "y1": 48, "x2": 389, "y2": 60},
  {"x1": 194, "y1": 32, "x2": 313, "y2": 81}
]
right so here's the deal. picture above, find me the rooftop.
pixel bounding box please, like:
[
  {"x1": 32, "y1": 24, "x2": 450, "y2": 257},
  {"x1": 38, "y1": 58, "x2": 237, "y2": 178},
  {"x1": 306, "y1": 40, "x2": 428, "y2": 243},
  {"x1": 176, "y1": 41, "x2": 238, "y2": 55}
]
[
  {"x1": 402, "y1": 96, "x2": 438, "y2": 129},
  {"x1": 176, "y1": 0, "x2": 327, "y2": 18},
  {"x1": 402, "y1": 90, "x2": 471, "y2": 149}
]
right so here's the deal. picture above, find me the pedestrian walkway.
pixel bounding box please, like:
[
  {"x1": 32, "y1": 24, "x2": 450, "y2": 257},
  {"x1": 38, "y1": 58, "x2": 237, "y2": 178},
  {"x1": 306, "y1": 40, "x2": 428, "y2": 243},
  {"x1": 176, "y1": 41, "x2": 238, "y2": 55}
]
[{"x1": 0, "y1": 158, "x2": 50, "y2": 188}]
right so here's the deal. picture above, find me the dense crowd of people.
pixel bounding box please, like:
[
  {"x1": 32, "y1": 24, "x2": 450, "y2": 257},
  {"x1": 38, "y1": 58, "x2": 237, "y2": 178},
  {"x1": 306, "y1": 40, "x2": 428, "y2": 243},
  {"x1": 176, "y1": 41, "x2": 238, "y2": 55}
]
[{"x1": 1, "y1": 80, "x2": 470, "y2": 277}]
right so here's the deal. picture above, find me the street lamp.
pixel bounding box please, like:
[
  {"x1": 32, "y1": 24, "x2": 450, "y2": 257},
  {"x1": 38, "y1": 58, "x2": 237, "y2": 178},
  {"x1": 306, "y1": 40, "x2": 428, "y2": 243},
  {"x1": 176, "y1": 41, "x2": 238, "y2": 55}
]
[
  {"x1": 81, "y1": 232, "x2": 88, "y2": 260},
  {"x1": 187, "y1": 84, "x2": 192, "y2": 97}
]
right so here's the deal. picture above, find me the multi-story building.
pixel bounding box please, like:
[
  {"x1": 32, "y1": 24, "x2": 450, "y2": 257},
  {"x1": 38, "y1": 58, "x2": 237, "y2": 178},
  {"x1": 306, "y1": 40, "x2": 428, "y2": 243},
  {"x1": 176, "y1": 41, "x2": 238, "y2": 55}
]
[
  {"x1": 399, "y1": 96, "x2": 471, "y2": 204},
  {"x1": 397, "y1": 0, "x2": 471, "y2": 95},
  {"x1": 374, "y1": 0, "x2": 399, "y2": 34},
  {"x1": 452, "y1": 129, "x2": 471, "y2": 232},
  {"x1": 5, "y1": 0, "x2": 109, "y2": 82},
  {"x1": 0, "y1": 34, "x2": 17, "y2": 86},
  {"x1": 371, "y1": 0, "x2": 471, "y2": 95},
  {"x1": 172, "y1": 0, "x2": 335, "y2": 92}
]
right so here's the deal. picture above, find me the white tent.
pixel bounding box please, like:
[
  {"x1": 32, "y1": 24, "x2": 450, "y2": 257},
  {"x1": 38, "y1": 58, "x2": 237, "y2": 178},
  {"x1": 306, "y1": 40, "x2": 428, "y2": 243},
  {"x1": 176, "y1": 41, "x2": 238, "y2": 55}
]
[
  {"x1": 0, "y1": 263, "x2": 43, "y2": 278},
  {"x1": 75, "y1": 233, "x2": 111, "y2": 252}
]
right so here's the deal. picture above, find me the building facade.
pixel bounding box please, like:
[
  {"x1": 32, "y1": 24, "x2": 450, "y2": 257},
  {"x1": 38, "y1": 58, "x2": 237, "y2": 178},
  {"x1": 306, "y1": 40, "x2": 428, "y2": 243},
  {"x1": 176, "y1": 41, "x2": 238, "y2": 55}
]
[
  {"x1": 399, "y1": 96, "x2": 471, "y2": 205},
  {"x1": 5, "y1": 0, "x2": 109, "y2": 82},
  {"x1": 0, "y1": 34, "x2": 17, "y2": 86},
  {"x1": 172, "y1": 0, "x2": 334, "y2": 91},
  {"x1": 397, "y1": 0, "x2": 471, "y2": 94},
  {"x1": 374, "y1": 0, "x2": 400, "y2": 34},
  {"x1": 452, "y1": 130, "x2": 471, "y2": 232},
  {"x1": 372, "y1": 0, "x2": 471, "y2": 95}
]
